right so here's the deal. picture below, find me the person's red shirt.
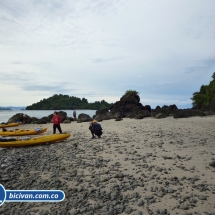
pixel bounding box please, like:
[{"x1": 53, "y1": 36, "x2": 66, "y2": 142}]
[{"x1": 51, "y1": 115, "x2": 62, "y2": 125}]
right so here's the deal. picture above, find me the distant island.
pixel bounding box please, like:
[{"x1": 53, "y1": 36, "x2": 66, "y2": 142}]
[
  {"x1": 0, "y1": 106, "x2": 26, "y2": 110},
  {"x1": 0, "y1": 107, "x2": 11, "y2": 110},
  {"x1": 26, "y1": 94, "x2": 113, "y2": 110}
]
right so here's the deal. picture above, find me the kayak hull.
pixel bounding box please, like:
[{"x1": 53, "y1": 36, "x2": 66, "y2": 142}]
[
  {"x1": 0, "y1": 122, "x2": 22, "y2": 128},
  {"x1": 0, "y1": 128, "x2": 47, "y2": 136},
  {"x1": 0, "y1": 133, "x2": 71, "y2": 147}
]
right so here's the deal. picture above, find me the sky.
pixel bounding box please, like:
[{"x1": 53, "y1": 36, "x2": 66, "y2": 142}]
[{"x1": 0, "y1": 0, "x2": 215, "y2": 108}]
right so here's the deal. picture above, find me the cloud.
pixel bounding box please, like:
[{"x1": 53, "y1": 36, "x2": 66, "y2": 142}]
[
  {"x1": 21, "y1": 83, "x2": 78, "y2": 94},
  {"x1": 11, "y1": 61, "x2": 22, "y2": 64},
  {"x1": 91, "y1": 56, "x2": 125, "y2": 63},
  {"x1": 0, "y1": 0, "x2": 215, "y2": 108},
  {"x1": 0, "y1": 15, "x2": 15, "y2": 23},
  {"x1": 184, "y1": 58, "x2": 215, "y2": 74}
]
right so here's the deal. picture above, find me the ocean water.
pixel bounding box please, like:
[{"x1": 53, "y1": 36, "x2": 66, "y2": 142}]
[{"x1": 0, "y1": 110, "x2": 96, "y2": 123}]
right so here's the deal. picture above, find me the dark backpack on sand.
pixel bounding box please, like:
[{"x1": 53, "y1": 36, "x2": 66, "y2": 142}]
[{"x1": 93, "y1": 123, "x2": 102, "y2": 131}]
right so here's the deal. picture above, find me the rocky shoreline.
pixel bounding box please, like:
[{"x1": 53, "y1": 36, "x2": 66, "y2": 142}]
[
  {"x1": 5, "y1": 92, "x2": 215, "y2": 125},
  {"x1": 0, "y1": 117, "x2": 215, "y2": 215}
]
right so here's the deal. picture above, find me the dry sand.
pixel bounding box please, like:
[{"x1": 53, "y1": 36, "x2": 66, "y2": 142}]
[{"x1": 0, "y1": 116, "x2": 215, "y2": 215}]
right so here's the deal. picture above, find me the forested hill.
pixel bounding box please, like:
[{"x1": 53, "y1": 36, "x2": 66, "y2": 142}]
[{"x1": 26, "y1": 94, "x2": 113, "y2": 110}]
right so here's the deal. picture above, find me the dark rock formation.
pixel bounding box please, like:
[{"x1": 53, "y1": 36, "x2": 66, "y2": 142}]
[
  {"x1": 94, "y1": 108, "x2": 111, "y2": 121},
  {"x1": 96, "y1": 108, "x2": 109, "y2": 115},
  {"x1": 7, "y1": 113, "x2": 20, "y2": 123},
  {"x1": 115, "y1": 118, "x2": 123, "y2": 121},
  {"x1": 192, "y1": 98, "x2": 215, "y2": 114},
  {"x1": 112, "y1": 112, "x2": 124, "y2": 119},
  {"x1": 36, "y1": 117, "x2": 48, "y2": 124},
  {"x1": 8, "y1": 113, "x2": 32, "y2": 124},
  {"x1": 144, "y1": 105, "x2": 151, "y2": 112},
  {"x1": 94, "y1": 92, "x2": 151, "y2": 120},
  {"x1": 152, "y1": 104, "x2": 178, "y2": 118},
  {"x1": 7, "y1": 111, "x2": 70, "y2": 124},
  {"x1": 67, "y1": 117, "x2": 75, "y2": 121},
  {"x1": 31, "y1": 117, "x2": 38, "y2": 123},
  {"x1": 209, "y1": 161, "x2": 215, "y2": 167},
  {"x1": 48, "y1": 111, "x2": 67, "y2": 122},
  {"x1": 77, "y1": 113, "x2": 92, "y2": 123},
  {"x1": 94, "y1": 112, "x2": 111, "y2": 121},
  {"x1": 155, "y1": 113, "x2": 167, "y2": 119},
  {"x1": 135, "y1": 110, "x2": 151, "y2": 119},
  {"x1": 173, "y1": 109, "x2": 205, "y2": 118},
  {"x1": 120, "y1": 92, "x2": 140, "y2": 104},
  {"x1": 63, "y1": 119, "x2": 71, "y2": 123}
]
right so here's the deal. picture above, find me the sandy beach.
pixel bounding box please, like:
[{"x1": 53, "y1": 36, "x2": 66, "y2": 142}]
[{"x1": 0, "y1": 116, "x2": 215, "y2": 215}]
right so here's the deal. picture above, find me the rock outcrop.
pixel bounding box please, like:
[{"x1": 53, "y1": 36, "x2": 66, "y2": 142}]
[
  {"x1": 94, "y1": 108, "x2": 111, "y2": 121},
  {"x1": 48, "y1": 111, "x2": 67, "y2": 122},
  {"x1": 151, "y1": 104, "x2": 178, "y2": 118},
  {"x1": 8, "y1": 113, "x2": 32, "y2": 124},
  {"x1": 36, "y1": 117, "x2": 49, "y2": 124},
  {"x1": 7, "y1": 111, "x2": 74, "y2": 124},
  {"x1": 77, "y1": 113, "x2": 92, "y2": 123},
  {"x1": 94, "y1": 92, "x2": 151, "y2": 120},
  {"x1": 173, "y1": 109, "x2": 205, "y2": 118}
]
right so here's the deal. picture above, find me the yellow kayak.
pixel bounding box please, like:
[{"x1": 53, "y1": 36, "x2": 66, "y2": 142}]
[
  {"x1": 0, "y1": 133, "x2": 71, "y2": 147},
  {"x1": 0, "y1": 127, "x2": 47, "y2": 136},
  {"x1": 0, "y1": 122, "x2": 22, "y2": 128}
]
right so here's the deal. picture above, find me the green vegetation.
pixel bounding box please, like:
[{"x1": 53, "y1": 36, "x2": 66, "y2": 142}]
[
  {"x1": 191, "y1": 72, "x2": 215, "y2": 107},
  {"x1": 124, "y1": 90, "x2": 139, "y2": 96},
  {"x1": 26, "y1": 94, "x2": 113, "y2": 110}
]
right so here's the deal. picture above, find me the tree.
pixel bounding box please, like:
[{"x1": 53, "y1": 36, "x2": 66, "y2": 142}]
[
  {"x1": 26, "y1": 94, "x2": 113, "y2": 110},
  {"x1": 191, "y1": 73, "x2": 215, "y2": 107}
]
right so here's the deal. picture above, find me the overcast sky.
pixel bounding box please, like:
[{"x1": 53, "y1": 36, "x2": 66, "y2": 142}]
[{"x1": 1, "y1": 0, "x2": 215, "y2": 108}]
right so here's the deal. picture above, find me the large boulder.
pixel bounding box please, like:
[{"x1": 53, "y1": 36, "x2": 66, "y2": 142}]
[
  {"x1": 96, "y1": 108, "x2": 109, "y2": 115},
  {"x1": 144, "y1": 105, "x2": 151, "y2": 112},
  {"x1": 7, "y1": 113, "x2": 32, "y2": 124},
  {"x1": 155, "y1": 113, "x2": 167, "y2": 119},
  {"x1": 135, "y1": 110, "x2": 151, "y2": 119},
  {"x1": 36, "y1": 117, "x2": 49, "y2": 124},
  {"x1": 31, "y1": 117, "x2": 39, "y2": 124},
  {"x1": 63, "y1": 119, "x2": 71, "y2": 123},
  {"x1": 48, "y1": 111, "x2": 67, "y2": 122},
  {"x1": 113, "y1": 112, "x2": 124, "y2": 119},
  {"x1": 173, "y1": 109, "x2": 205, "y2": 118},
  {"x1": 7, "y1": 113, "x2": 22, "y2": 123},
  {"x1": 110, "y1": 102, "x2": 150, "y2": 119},
  {"x1": 67, "y1": 117, "x2": 75, "y2": 121},
  {"x1": 94, "y1": 108, "x2": 112, "y2": 121},
  {"x1": 77, "y1": 113, "x2": 92, "y2": 123},
  {"x1": 120, "y1": 92, "x2": 140, "y2": 105},
  {"x1": 103, "y1": 92, "x2": 152, "y2": 119},
  {"x1": 58, "y1": 111, "x2": 67, "y2": 121},
  {"x1": 152, "y1": 104, "x2": 178, "y2": 118}
]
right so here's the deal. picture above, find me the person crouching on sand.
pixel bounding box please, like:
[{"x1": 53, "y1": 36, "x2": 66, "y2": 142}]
[
  {"x1": 89, "y1": 120, "x2": 103, "y2": 138},
  {"x1": 51, "y1": 111, "x2": 62, "y2": 134}
]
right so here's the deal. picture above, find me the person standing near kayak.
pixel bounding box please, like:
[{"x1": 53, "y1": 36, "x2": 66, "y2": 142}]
[{"x1": 51, "y1": 111, "x2": 62, "y2": 134}]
